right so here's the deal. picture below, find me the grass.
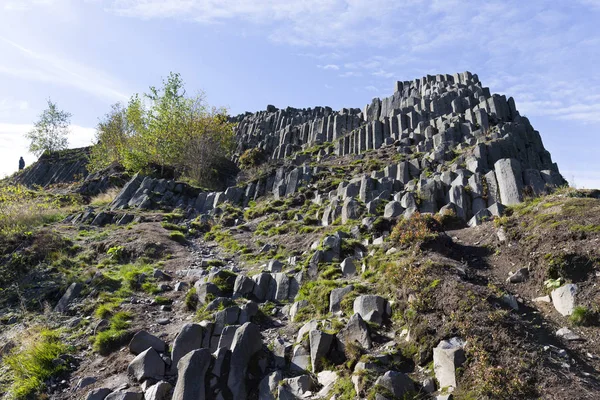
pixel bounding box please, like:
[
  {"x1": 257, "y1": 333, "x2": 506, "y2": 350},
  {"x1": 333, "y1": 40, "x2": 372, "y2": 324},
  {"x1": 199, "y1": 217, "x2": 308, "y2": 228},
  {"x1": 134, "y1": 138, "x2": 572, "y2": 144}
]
[
  {"x1": 3, "y1": 328, "x2": 69, "y2": 399},
  {"x1": 570, "y1": 306, "x2": 597, "y2": 326},
  {"x1": 89, "y1": 188, "x2": 120, "y2": 207},
  {"x1": 0, "y1": 184, "x2": 80, "y2": 238},
  {"x1": 185, "y1": 287, "x2": 198, "y2": 310},
  {"x1": 93, "y1": 311, "x2": 133, "y2": 355},
  {"x1": 161, "y1": 221, "x2": 187, "y2": 232}
]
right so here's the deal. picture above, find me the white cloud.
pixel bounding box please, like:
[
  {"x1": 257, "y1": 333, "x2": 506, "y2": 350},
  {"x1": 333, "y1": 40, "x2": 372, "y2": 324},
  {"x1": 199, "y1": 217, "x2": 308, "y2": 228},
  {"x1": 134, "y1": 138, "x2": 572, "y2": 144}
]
[
  {"x1": 318, "y1": 64, "x2": 340, "y2": 70},
  {"x1": 339, "y1": 71, "x2": 362, "y2": 78},
  {"x1": 0, "y1": 123, "x2": 96, "y2": 178},
  {"x1": 0, "y1": 37, "x2": 129, "y2": 102}
]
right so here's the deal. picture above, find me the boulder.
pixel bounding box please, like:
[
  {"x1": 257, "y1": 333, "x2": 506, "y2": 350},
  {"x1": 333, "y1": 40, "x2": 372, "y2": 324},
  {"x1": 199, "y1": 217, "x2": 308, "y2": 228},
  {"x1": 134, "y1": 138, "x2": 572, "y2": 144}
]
[
  {"x1": 551, "y1": 284, "x2": 577, "y2": 316},
  {"x1": 309, "y1": 330, "x2": 334, "y2": 372},
  {"x1": 384, "y1": 201, "x2": 404, "y2": 218},
  {"x1": 258, "y1": 370, "x2": 283, "y2": 400},
  {"x1": 144, "y1": 381, "x2": 172, "y2": 400},
  {"x1": 171, "y1": 323, "x2": 204, "y2": 369},
  {"x1": 128, "y1": 348, "x2": 165, "y2": 382},
  {"x1": 234, "y1": 275, "x2": 255, "y2": 296},
  {"x1": 290, "y1": 300, "x2": 309, "y2": 321},
  {"x1": 353, "y1": 295, "x2": 390, "y2": 324},
  {"x1": 129, "y1": 331, "x2": 168, "y2": 355},
  {"x1": 280, "y1": 375, "x2": 315, "y2": 398},
  {"x1": 267, "y1": 259, "x2": 284, "y2": 272},
  {"x1": 330, "y1": 285, "x2": 354, "y2": 314},
  {"x1": 342, "y1": 197, "x2": 361, "y2": 223},
  {"x1": 433, "y1": 337, "x2": 466, "y2": 389},
  {"x1": 227, "y1": 323, "x2": 263, "y2": 399},
  {"x1": 105, "y1": 392, "x2": 143, "y2": 400},
  {"x1": 172, "y1": 349, "x2": 212, "y2": 400},
  {"x1": 291, "y1": 344, "x2": 311, "y2": 372},
  {"x1": 86, "y1": 388, "x2": 112, "y2": 400},
  {"x1": 54, "y1": 282, "x2": 83, "y2": 313},
  {"x1": 494, "y1": 158, "x2": 524, "y2": 206},
  {"x1": 337, "y1": 313, "x2": 372, "y2": 351},
  {"x1": 374, "y1": 371, "x2": 414, "y2": 398},
  {"x1": 340, "y1": 257, "x2": 357, "y2": 277}
]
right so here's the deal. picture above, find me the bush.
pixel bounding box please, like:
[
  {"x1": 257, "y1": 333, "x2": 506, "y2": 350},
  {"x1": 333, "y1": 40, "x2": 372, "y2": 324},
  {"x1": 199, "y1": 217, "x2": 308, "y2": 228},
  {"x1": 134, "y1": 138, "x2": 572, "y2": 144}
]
[
  {"x1": 390, "y1": 212, "x2": 441, "y2": 247},
  {"x1": 238, "y1": 148, "x2": 265, "y2": 169},
  {"x1": 4, "y1": 328, "x2": 69, "y2": 399}
]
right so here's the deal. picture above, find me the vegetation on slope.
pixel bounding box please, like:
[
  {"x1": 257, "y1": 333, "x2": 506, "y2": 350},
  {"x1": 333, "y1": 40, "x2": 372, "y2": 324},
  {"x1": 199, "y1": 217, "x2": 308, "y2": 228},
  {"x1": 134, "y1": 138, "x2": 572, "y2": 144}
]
[{"x1": 88, "y1": 72, "x2": 236, "y2": 189}]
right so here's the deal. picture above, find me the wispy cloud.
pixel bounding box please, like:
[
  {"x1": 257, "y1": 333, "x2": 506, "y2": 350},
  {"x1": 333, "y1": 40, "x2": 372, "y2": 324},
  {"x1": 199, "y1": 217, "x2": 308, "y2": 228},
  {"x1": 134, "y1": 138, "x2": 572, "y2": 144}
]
[
  {"x1": 0, "y1": 36, "x2": 129, "y2": 102},
  {"x1": 318, "y1": 64, "x2": 340, "y2": 70}
]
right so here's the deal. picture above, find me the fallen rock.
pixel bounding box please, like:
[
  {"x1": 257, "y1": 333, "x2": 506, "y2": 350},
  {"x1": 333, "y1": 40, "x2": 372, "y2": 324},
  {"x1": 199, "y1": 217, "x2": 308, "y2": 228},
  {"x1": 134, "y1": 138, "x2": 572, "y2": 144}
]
[
  {"x1": 551, "y1": 284, "x2": 577, "y2": 316},
  {"x1": 171, "y1": 323, "x2": 204, "y2": 369},
  {"x1": 556, "y1": 327, "x2": 584, "y2": 341},
  {"x1": 507, "y1": 267, "x2": 529, "y2": 283},
  {"x1": 280, "y1": 375, "x2": 315, "y2": 398},
  {"x1": 54, "y1": 282, "x2": 83, "y2": 313},
  {"x1": 353, "y1": 295, "x2": 390, "y2": 324},
  {"x1": 227, "y1": 322, "x2": 263, "y2": 399},
  {"x1": 433, "y1": 337, "x2": 466, "y2": 389},
  {"x1": 329, "y1": 285, "x2": 354, "y2": 315},
  {"x1": 310, "y1": 330, "x2": 334, "y2": 373},
  {"x1": 129, "y1": 331, "x2": 168, "y2": 355},
  {"x1": 86, "y1": 388, "x2": 112, "y2": 400},
  {"x1": 374, "y1": 371, "x2": 414, "y2": 398},
  {"x1": 128, "y1": 347, "x2": 165, "y2": 382},
  {"x1": 172, "y1": 349, "x2": 212, "y2": 400},
  {"x1": 144, "y1": 381, "x2": 172, "y2": 400},
  {"x1": 340, "y1": 257, "x2": 356, "y2": 277},
  {"x1": 337, "y1": 312, "x2": 372, "y2": 351},
  {"x1": 258, "y1": 370, "x2": 282, "y2": 400},
  {"x1": 105, "y1": 391, "x2": 143, "y2": 400}
]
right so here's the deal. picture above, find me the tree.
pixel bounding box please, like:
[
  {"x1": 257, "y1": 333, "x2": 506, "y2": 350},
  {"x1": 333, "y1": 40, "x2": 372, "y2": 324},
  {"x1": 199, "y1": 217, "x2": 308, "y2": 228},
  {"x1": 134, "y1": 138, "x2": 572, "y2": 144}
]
[
  {"x1": 89, "y1": 72, "x2": 236, "y2": 189},
  {"x1": 25, "y1": 99, "x2": 71, "y2": 156}
]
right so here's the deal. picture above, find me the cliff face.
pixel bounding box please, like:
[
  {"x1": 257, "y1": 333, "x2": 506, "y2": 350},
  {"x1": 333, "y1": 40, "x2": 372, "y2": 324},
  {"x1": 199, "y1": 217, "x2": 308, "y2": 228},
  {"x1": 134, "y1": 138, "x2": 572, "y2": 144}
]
[{"x1": 12, "y1": 147, "x2": 91, "y2": 188}]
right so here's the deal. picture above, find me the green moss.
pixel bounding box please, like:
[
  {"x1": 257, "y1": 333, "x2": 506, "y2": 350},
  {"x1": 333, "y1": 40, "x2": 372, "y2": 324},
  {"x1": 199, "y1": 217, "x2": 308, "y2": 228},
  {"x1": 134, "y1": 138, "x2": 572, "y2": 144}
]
[{"x1": 169, "y1": 231, "x2": 186, "y2": 243}]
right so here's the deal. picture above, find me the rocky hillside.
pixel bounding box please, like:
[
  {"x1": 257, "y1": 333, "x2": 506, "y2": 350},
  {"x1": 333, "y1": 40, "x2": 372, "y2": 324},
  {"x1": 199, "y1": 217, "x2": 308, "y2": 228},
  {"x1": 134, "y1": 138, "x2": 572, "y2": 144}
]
[{"x1": 1, "y1": 71, "x2": 598, "y2": 400}]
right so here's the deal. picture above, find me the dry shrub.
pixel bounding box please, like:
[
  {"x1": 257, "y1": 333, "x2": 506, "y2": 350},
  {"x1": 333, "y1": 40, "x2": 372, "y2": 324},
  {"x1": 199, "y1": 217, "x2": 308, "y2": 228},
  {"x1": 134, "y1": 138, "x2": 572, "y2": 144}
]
[
  {"x1": 89, "y1": 187, "x2": 121, "y2": 207},
  {"x1": 390, "y1": 212, "x2": 441, "y2": 248}
]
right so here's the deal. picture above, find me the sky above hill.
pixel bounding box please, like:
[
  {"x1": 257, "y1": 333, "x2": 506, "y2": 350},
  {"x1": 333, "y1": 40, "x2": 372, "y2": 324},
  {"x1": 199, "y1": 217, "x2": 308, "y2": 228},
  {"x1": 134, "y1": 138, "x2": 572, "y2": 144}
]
[{"x1": 0, "y1": 0, "x2": 599, "y2": 188}]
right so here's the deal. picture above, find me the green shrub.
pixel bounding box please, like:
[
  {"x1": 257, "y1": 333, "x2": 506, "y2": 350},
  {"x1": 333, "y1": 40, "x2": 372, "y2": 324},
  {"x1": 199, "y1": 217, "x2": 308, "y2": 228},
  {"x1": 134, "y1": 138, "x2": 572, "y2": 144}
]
[{"x1": 4, "y1": 328, "x2": 69, "y2": 399}]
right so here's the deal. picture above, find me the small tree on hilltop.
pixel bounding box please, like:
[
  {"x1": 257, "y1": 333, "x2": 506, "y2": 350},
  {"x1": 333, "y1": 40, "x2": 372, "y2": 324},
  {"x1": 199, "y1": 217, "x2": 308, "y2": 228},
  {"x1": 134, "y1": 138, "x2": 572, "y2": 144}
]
[{"x1": 25, "y1": 99, "x2": 71, "y2": 156}]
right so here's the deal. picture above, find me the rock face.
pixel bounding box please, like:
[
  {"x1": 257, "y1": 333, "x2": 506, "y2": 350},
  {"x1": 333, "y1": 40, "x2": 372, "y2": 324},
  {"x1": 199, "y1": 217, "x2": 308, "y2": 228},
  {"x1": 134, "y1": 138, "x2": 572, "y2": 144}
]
[{"x1": 13, "y1": 147, "x2": 91, "y2": 188}]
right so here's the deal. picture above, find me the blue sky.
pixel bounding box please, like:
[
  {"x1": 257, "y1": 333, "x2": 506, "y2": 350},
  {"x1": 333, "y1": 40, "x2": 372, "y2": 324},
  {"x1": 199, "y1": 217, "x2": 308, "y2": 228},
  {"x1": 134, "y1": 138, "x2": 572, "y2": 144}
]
[{"x1": 0, "y1": 0, "x2": 599, "y2": 188}]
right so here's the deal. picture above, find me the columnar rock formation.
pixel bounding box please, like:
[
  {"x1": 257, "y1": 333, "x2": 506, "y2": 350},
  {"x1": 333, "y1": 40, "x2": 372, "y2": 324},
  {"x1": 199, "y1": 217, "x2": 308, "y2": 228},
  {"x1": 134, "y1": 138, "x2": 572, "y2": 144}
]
[{"x1": 106, "y1": 71, "x2": 565, "y2": 227}]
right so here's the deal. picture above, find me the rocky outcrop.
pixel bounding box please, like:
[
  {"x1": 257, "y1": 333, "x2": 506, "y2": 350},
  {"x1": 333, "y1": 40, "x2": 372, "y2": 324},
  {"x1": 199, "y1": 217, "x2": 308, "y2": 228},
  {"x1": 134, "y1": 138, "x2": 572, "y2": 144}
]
[{"x1": 13, "y1": 147, "x2": 91, "y2": 188}]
